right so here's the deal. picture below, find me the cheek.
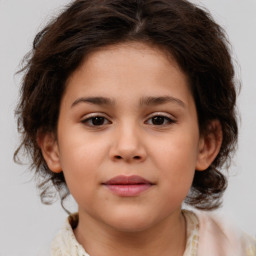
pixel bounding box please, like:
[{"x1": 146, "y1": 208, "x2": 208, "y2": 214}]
[
  {"x1": 152, "y1": 131, "x2": 199, "y2": 168},
  {"x1": 58, "y1": 127, "x2": 108, "y2": 170},
  {"x1": 151, "y1": 133, "x2": 199, "y2": 196},
  {"x1": 58, "y1": 138, "x2": 108, "y2": 200}
]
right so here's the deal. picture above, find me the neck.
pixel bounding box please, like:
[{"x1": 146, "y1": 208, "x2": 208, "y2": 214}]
[{"x1": 74, "y1": 209, "x2": 187, "y2": 256}]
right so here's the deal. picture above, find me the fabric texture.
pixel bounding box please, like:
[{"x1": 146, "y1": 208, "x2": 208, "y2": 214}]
[{"x1": 47, "y1": 210, "x2": 256, "y2": 256}]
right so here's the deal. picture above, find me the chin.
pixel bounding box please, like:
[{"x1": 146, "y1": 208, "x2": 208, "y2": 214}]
[{"x1": 103, "y1": 210, "x2": 158, "y2": 233}]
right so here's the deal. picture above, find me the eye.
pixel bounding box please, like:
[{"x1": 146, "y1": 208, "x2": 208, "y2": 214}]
[
  {"x1": 81, "y1": 115, "x2": 111, "y2": 126},
  {"x1": 146, "y1": 114, "x2": 176, "y2": 126}
]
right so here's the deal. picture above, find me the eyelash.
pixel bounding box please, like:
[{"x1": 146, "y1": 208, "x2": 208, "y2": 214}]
[
  {"x1": 81, "y1": 114, "x2": 111, "y2": 126},
  {"x1": 81, "y1": 113, "x2": 176, "y2": 127},
  {"x1": 145, "y1": 114, "x2": 176, "y2": 126}
]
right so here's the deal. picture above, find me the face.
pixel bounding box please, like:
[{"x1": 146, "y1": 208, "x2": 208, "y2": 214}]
[{"x1": 42, "y1": 42, "x2": 212, "y2": 232}]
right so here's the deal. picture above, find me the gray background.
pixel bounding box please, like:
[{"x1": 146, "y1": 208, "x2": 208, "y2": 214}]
[{"x1": 0, "y1": 0, "x2": 255, "y2": 255}]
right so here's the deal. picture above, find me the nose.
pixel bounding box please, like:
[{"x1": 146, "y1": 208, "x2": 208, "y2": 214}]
[{"x1": 109, "y1": 123, "x2": 147, "y2": 163}]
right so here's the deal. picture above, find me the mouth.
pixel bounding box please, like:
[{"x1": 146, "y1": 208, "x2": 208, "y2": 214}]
[{"x1": 103, "y1": 175, "x2": 154, "y2": 197}]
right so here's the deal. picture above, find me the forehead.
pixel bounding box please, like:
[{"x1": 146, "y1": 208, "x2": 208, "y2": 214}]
[
  {"x1": 83, "y1": 42, "x2": 177, "y2": 68},
  {"x1": 64, "y1": 42, "x2": 192, "y2": 105},
  {"x1": 82, "y1": 42, "x2": 184, "y2": 77}
]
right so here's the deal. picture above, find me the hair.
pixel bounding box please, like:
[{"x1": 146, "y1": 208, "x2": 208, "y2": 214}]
[{"x1": 15, "y1": 0, "x2": 238, "y2": 211}]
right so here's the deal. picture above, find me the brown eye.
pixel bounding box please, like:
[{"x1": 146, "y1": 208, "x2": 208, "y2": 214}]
[
  {"x1": 82, "y1": 116, "x2": 110, "y2": 126},
  {"x1": 146, "y1": 115, "x2": 175, "y2": 126},
  {"x1": 91, "y1": 117, "x2": 105, "y2": 126},
  {"x1": 152, "y1": 116, "x2": 166, "y2": 125}
]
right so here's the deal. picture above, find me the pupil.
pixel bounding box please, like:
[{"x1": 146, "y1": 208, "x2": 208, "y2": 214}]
[
  {"x1": 92, "y1": 117, "x2": 104, "y2": 125},
  {"x1": 152, "y1": 116, "x2": 164, "y2": 125}
]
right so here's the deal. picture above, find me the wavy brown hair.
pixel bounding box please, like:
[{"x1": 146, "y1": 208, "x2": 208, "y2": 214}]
[{"x1": 15, "y1": 0, "x2": 238, "y2": 211}]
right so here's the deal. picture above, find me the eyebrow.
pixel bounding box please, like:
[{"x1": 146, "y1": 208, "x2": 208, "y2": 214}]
[
  {"x1": 140, "y1": 96, "x2": 185, "y2": 108},
  {"x1": 71, "y1": 95, "x2": 185, "y2": 108},
  {"x1": 71, "y1": 97, "x2": 115, "y2": 107}
]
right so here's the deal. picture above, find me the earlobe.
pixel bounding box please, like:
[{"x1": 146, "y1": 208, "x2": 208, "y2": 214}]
[
  {"x1": 196, "y1": 120, "x2": 223, "y2": 171},
  {"x1": 37, "y1": 131, "x2": 62, "y2": 173}
]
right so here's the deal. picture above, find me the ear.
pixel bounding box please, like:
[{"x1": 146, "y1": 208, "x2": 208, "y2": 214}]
[
  {"x1": 196, "y1": 120, "x2": 222, "y2": 171},
  {"x1": 37, "y1": 131, "x2": 62, "y2": 173}
]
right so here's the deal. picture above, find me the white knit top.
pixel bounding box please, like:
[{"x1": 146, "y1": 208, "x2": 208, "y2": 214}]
[{"x1": 40, "y1": 210, "x2": 256, "y2": 256}]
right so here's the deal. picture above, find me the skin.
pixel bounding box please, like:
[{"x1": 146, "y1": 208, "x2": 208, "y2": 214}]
[{"x1": 40, "y1": 42, "x2": 222, "y2": 256}]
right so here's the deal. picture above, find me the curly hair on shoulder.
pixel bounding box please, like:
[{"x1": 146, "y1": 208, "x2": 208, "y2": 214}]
[{"x1": 14, "y1": 0, "x2": 238, "y2": 212}]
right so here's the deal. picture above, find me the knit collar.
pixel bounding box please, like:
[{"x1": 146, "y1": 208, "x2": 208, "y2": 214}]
[{"x1": 50, "y1": 210, "x2": 199, "y2": 256}]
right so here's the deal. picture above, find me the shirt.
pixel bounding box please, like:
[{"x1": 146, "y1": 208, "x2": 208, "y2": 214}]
[{"x1": 41, "y1": 210, "x2": 256, "y2": 256}]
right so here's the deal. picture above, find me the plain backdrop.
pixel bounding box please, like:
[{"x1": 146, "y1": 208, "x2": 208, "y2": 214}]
[{"x1": 0, "y1": 0, "x2": 255, "y2": 255}]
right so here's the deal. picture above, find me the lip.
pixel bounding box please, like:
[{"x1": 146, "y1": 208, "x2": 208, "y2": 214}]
[{"x1": 103, "y1": 175, "x2": 154, "y2": 197}]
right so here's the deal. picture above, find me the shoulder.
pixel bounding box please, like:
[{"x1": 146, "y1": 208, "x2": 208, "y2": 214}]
[
  {"x1": 195, "y1": 211, "x2": 256, "y2": 256},
  {"x1": 50, "y1": 213, "x2": 89, "y2": 256},
  {"x1": 35, "y1": 214, "x2": 85, "y2": 256}
]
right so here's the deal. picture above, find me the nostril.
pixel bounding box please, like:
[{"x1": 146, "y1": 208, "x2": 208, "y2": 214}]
[{"x1": 114, "y1": 155, "x2": 141, "y2": 160}]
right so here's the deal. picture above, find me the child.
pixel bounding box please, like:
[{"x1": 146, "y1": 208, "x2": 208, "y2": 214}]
[{"x1": 15, "y1": 0, "x2": 256, "y2": 255}]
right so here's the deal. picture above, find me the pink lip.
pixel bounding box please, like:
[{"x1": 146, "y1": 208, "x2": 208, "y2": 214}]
[{"x1": 103, "y1": 175, "x2": 154, "y2": 196}]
